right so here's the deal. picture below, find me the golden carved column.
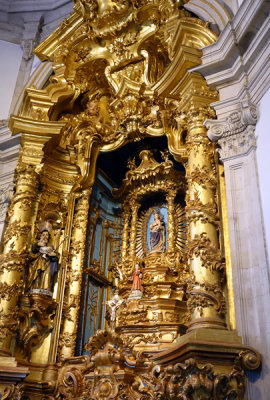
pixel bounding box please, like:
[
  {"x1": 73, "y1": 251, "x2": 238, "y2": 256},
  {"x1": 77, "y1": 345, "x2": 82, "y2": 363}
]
[
  {"x1": 186, "y1": 109, "x2": 226, "y2": 331},
  {"x1": 0, "y1": 164, "x2": 39, "y2": 354},
  {"x1": 166, "y1": 189, "x2": 176, "y2": 254},
  {"x1": 128, "y1": 198, "x2": 139, "y2": 260},
  {"x1": 0, "y1": 140, "x2": 44, "y2": 355},
  {"x1": 58, "y1": 190, "x2": 91, "y2": 360},
  {"x1": 121, "y1": 201, "x2": 131, "y2": 264}
]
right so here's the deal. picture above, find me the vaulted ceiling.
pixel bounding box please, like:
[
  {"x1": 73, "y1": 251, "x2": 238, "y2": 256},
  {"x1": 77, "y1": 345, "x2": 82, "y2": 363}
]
[{"x1": 0, "y1": 0, "x2": 239, "y2": 45}]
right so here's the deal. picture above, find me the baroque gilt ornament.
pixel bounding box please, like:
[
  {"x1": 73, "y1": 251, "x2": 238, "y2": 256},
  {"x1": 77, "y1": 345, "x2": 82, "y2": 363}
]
[{"x1": 0, "y1": 0, "x2": 261, "y2": 398}]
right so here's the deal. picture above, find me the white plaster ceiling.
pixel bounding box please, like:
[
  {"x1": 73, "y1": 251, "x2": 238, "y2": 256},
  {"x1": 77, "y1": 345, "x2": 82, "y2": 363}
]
[
  {"x1": 0, "y1": 0, "x2": 240, "y2": 45},
  {"x1": 0, "y1": 0, "x2": 73, "y2": 44}
]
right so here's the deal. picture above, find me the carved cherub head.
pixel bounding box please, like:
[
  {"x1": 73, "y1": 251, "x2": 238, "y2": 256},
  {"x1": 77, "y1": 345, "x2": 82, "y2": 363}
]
[{"x1": 86, "y1": 100, "x2": 100, "y2": 117}]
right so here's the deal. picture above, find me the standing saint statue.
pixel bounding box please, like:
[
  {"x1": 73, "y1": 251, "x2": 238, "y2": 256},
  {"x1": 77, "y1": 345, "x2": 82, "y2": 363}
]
[
  {"x1": 26, "y1": 222, "x2": 58, "y2": 293},
  {"x1": 129, "y1": 263, "x2": 143, "y2": 299},
  {"x1": 149, "y1": 209, "x2": 166, "y2": 253}
]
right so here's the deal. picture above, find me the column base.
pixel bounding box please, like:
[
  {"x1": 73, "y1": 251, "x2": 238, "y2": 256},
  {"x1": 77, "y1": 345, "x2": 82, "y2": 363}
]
[
  {"x1": 152, "y1": 328, "x2": 260, "y2": 367},
  {"x1": 151, "y1": 328, "x2": 261, "y2": 398}
]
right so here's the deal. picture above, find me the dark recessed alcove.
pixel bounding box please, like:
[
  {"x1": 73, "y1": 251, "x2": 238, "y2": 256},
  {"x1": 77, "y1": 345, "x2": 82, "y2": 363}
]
[{"x1": 97, "y1": 136, "x2": 185, "y2": 188}]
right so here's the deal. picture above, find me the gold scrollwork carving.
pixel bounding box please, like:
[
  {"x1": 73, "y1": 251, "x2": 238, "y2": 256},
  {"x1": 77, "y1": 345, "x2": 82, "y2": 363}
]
[
  {"x1": 17, "y1": 293, "x2": 57, "y2": 359},
  {"x1": 186, "y1": 232, "x2": 225, "y2": 273},
  {"x1": 0, "y1": 383, "x2": 24, "y2": 400}
]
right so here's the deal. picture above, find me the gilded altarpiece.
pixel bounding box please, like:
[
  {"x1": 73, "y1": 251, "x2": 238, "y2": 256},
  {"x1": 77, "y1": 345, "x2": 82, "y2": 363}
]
[{"x1": 0, "y1": 0, "x2": 261, "y2": 399}]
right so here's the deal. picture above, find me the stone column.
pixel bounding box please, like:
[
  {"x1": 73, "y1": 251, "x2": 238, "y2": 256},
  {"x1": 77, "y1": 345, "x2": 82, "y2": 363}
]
[
  {"x1": 129, "y1": 198, "x2": 139, "y2": 259},
  {"x1": 121, "y1": 201, "x2": 131, "y2": 264},
  {"x1": 205, "y1": 101, "x2": 270, "y2": 396},
  {"x1": 0, "y1": 163, "x2": 39, "y2": 354},
  {"x1": 58, "y1": 190, "x2": 91, "y2": 360},
  {"x1": 9, "y1": 18, "x2": 42, "y2": 115},
  {"x1": 166, "y1": 189, "x2": 177, "y2": 254},
  {"x1": 186, "y1": 109, "x2": 227, "y2": 331},
  {"x1": 0, "y1": 184, "x2": 14, "y2": 245}
]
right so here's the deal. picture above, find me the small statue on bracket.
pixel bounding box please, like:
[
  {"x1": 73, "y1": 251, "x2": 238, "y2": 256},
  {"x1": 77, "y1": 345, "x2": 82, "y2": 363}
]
[
  {"x1": 26, "y1": 221, "x2": 59, "y2": 294},
  {"x1": 106, "y1": 293, "x2": 124, "y2": 330},
  {"x1": 129, "y1": 263, "x2": 143, "y2": 299}
]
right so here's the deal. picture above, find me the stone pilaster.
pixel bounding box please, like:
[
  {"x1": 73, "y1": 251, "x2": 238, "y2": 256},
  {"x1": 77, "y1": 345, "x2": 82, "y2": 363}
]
[
  {"x1": 205, "y1": 101, "x2": 270, "y2": 397},
  {"x1": 9, "y1": 18, "x2": 42, "y2": 115}
]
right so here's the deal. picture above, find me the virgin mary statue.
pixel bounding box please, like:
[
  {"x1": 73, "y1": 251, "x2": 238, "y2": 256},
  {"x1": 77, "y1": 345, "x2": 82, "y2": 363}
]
[{"x1": 149, "y1": 209, "x2": 166, "y2": 253}]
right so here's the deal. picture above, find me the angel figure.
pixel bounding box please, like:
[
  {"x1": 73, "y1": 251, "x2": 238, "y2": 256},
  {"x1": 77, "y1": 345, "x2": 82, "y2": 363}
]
[{"x1": 26, "y1": 222, "x2": 58, "y2": 293}]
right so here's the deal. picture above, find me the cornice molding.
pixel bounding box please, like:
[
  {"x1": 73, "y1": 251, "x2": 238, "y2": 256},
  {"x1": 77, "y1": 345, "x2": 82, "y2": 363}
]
[{"x1": 191, "y1": 0, "x2": 270, "y2": 108}]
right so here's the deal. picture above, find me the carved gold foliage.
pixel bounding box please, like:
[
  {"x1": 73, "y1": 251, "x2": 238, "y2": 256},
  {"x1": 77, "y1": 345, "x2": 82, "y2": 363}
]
[
  {"x1": 122, "y1": 333, "x2": 163, "y2": 348},
  {"x1": 186, "y1": 140, "x2": 215, "y2": 159},
  {"x1": 186, "y1": 106, "x2": 216, "y2": 126},
  {"x1": 2, "y1": 220, "x2": 31, "y2": 245},
  {"x1": 187, "y1": 293, "x2": 214, "y2": 317},
  {"x1": 117, "y1": 299, "x2": 149, "y2": 325},
  {"x1": 14, "y1": 163, "x2": 39, "y2": 180},
  {"x1": 0, "y1": 307, "x2": 20, "y2": 341},
  {"x1": 186, "y1": 165, "x2": 217, "y2": 189},
  {"x1": 17, "y1": 293, "x2": 57, "y2": 358},
  {"x1": 0, "y1": 281, "x2": 23, "y2": 301},
  {"x1": 70, "y1": 239, "x2": 83, "y2": 255},
  {"x1": 187, "y1": 287, "x2": 226, "y2": 318},
  {"x1": 0, "y1": 383, "x2": 24, "y2": 400},
  {"x1": 185, "y1": 189, "x2": 218, "y2": 225},
  {"x1": 150, "y1": 358, "x2": 245, "y2": 400},
  {"x1": 62, "y1": 294, "x2": 81, "y2": 322},
  {"x1": 0, "y1": 253, "x2": 26, "y2": 274},
  {"x1": 186, "y1": 232, "x2": 225, "y2": 273},
  {"x1": 57, "y1": 329, "x2": 152, "y2": 400},
  {"x1": 58, "y1": 332, "x2": 77, "y2": 351},
  {"x1": 56, "y1": 329, "x2": 261, "y2": 400}
]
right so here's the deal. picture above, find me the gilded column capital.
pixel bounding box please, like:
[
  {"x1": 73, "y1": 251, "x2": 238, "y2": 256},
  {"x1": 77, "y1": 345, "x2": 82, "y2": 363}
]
[
  {"x1": 186, "y1": 106, "x2": 216, "y2": 128},
  {"x1": 205, "y1": 101, "x2": 257, "y2": 161},
  {"x1": 129, "y1": 198, "x2": 140, "y2": 212},
  {"x1": 166, "y1": 188, "x2": 177, "y2": 201},
  {"x1": 20, "y1": 133, "x2": 53, "y2": 165}
]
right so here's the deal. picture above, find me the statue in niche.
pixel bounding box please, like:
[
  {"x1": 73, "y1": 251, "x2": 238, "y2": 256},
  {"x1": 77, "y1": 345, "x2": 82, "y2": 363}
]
[
  {"x1": 26, "y1": 222, "x2": 58, "y2": 293},
  {"x1": 129, "y1": 263, "x2": 143, "y2": 299},
  {"x1": 149, "y1": 209, "x2": 166, "y2": 253},
  {"x1": 106, "y1": 293, "x2": 124, "y2": 329}
]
